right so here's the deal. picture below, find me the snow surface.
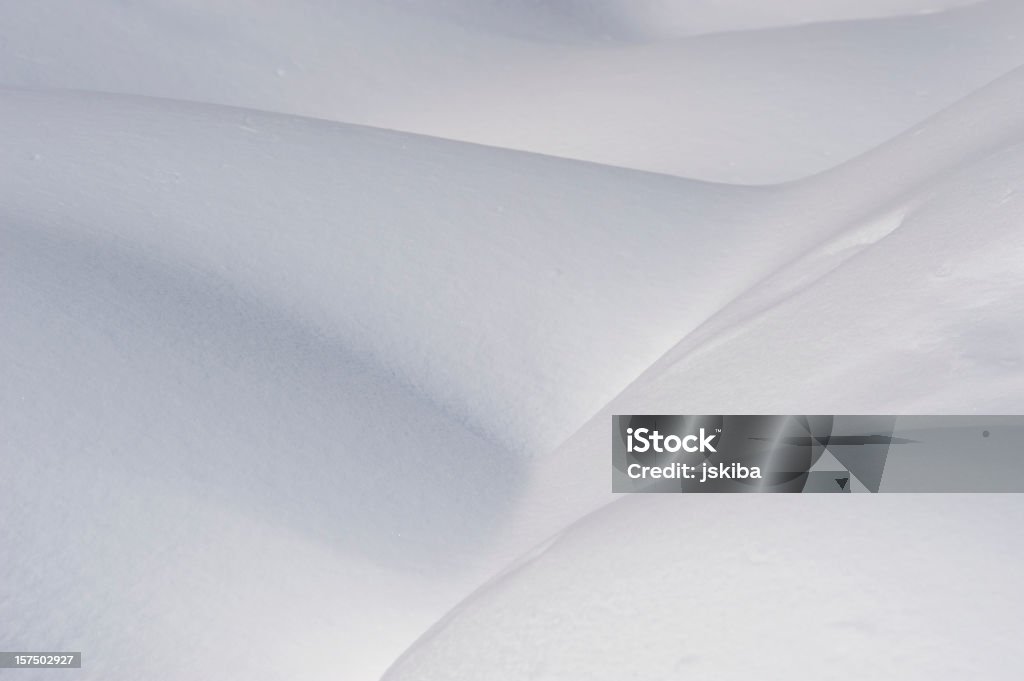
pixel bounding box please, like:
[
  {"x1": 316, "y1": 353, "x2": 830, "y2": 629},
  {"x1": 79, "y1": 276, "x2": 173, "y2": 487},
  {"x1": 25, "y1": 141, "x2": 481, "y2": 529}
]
[
  {"x1": 384, "y1": 495, "x2": 1024, "y2": 681},
  {"x1": 4, "y1": 1, "x2": 1024, "y2": 181},
  {"x1": 385, "y1": 71, "x2": 1024, "y2": 680},
  {"x1": 2, "y1": 2, "x2": 1024, "y2": 680}
]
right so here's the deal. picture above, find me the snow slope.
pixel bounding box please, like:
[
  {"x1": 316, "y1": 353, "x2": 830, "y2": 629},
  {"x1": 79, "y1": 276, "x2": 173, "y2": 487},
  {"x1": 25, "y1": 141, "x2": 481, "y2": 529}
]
[
  {"x1": 0, "y1": 88, "x2": 775, "y2": 456},
  {"x1": 449, "y1": 63, "x2": 1024, "y2": 554},
  {"x1": 386, "y1": 0, "x2": 984, "y2": 40},
  {"x1": 0, "y1": 86, "x2": 808, "y2": 678},
  {"x1": 383, "y1": 66, "x2": 1024, "y2": 681},
  {"x1": 3, "y1": 1, "x2": 1024, "y2": 181},
  {"x1": 3, "y1": 3, "x2": 1024, "y2": 681},
  {"x1": 384, "y1": 495, "x2": 1024, "y2": 681},
  {"x1": 424, "y1": 0, "x2": 1024, "y2": 182}
]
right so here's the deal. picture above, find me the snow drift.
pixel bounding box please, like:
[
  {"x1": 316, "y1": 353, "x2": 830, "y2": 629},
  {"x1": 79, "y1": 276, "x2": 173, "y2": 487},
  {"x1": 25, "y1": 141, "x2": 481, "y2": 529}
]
[
  {"x1": 3, "y1": 1, "x2": 1024, "y2": 181},
  {"x1": 3, "y1": 2, "x2": 1024, "y2": 680},
  {"x1": 383, "y1": 64, "x2": 1024, "y2": 681},
  {"x1": 384, "y1": 495, "x2": 1024, "y2": 681}
]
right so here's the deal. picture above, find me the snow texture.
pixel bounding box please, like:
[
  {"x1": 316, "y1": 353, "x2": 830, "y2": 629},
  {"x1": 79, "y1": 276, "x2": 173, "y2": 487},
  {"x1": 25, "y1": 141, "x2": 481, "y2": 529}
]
[{"x1": 2, "y1": 2, "x2": 1023, "y2": 680}]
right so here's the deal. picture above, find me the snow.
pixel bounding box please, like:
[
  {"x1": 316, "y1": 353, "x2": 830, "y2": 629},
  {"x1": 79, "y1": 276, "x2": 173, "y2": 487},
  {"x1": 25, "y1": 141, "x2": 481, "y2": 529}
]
[
  {"x1": 3, "y1": 1, "x2": 1024, "y2": 181},
  {"x1": 384, "y1": 494, "x2": 1024, "y2": 681},
  {"x1": 420, "y1": 65, "x2": 1024, "y2": 563},
  {"x1": 385, "y1": 0, "x2": 986, "y2": 40},
  {"x1": 0, "y1": 88, "x2": 771, "y2": 455},
  {"x1": 2, "y1": 2, "x2": 1024, "y2": 680}
]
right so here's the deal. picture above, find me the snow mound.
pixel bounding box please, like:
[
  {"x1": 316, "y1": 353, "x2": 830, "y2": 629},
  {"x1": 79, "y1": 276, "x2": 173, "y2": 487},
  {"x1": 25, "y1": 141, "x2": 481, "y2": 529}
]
[
  {"x1": 383, "y1": 494, "x2": 1024, "y2": 680},
  {"x1": 0, "y1": 95, "x2": 530, "y2": 677},
  {"x1": 501, "y1": 63, "x2": 1024, "y2": 536},
  {"x1": 2, "y1": 1, "x2": 1024, "y2": 181},
  {"x1": 0, "y1": 86, "x2": 763, "y2": 679},
  {"x1": 0, "y1": 87, "x2": 778, "y2": 455},
  {"x1": 3, "y1": 5, "x2": 1024, "y2": 680},
  {"x1": 381, "y1": 67, "x2": 1024, "y2": 680}
]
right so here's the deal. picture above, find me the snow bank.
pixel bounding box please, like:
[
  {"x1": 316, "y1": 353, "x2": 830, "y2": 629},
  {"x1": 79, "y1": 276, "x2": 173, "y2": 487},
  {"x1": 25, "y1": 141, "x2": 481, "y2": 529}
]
[
  {"x1": 3, "y1": 1, "x2": 1024, "y2": 181},
  {"x1": 1, "y1": 111, "x2": 525, "y2": 677},
  {"x1": 384, "y1": 494, "x2": 1024, "y2": 680},
  {"x1": 3, "y1": 3, "x2": 1024, "y2": 681},
  {"x1": 383, "y1": 66, "x2": 1024, "y2": 681},
  {"x1": 0, "y1": 86, "x2": 757, "y2": 678},
  {"x1": 0, "y1": 88, "x2": 770, "y2": 455}
]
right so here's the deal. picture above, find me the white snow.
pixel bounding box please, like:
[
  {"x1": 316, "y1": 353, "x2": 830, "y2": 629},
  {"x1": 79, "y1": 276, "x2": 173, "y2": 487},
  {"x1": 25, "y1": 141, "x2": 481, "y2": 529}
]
[
  {"x1": 385, "y1": 0, "x2": 985, "y2": 40},
  {"x1": 0, "y1": 88, "x2": 773, "y2": 455},
  {"x1": 3, "y1": 1, "x2": 1024, "y2": 181},
  {"x1": 384, "y1": 494, "x2": 1024, "y2": 681},
  {"x1": 398, "y1": 64, "x2": 1024, "y2": 579},
  {"x1": 2, "y1": 2, "x2": 1024, "y2": 680}
]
